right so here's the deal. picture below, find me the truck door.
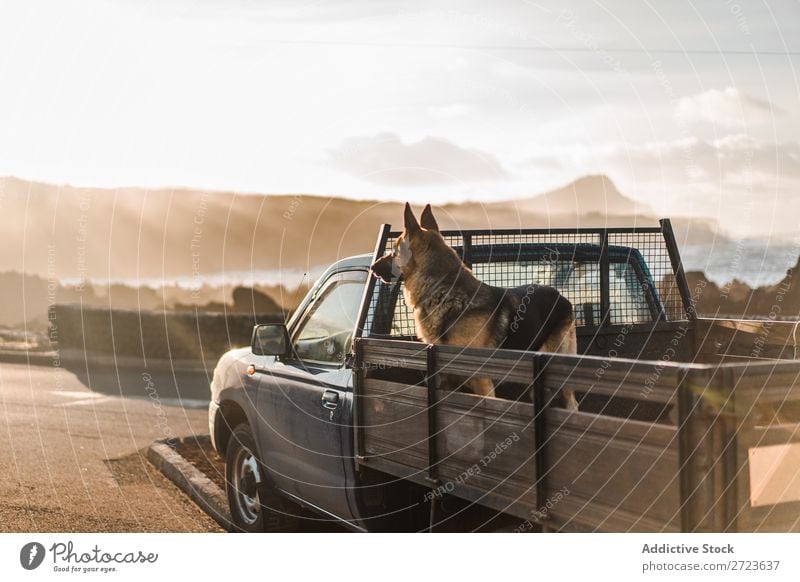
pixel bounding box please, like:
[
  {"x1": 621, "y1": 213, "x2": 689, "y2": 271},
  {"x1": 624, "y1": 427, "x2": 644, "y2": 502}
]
[{"x1": 255, "y1": 269, "x2": 366, "y2": 522}]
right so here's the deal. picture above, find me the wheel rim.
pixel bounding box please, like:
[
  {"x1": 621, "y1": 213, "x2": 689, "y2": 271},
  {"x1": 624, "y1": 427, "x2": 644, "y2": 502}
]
[{"x1": 233, "y1": 446, "x2": 261, "y2": 525}]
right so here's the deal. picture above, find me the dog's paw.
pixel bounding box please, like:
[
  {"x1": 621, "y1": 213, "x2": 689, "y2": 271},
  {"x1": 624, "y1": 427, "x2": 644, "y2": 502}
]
[{"x1": 563, "y1": 391, "x2": 579, "y2": 412}]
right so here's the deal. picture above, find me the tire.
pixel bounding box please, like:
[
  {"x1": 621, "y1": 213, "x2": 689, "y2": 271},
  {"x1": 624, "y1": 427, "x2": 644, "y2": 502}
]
[
  {"x1": 225, "y1": 423, "x2": 300, "y2": 532},
  {"x1": 225, "y1": 423, "x2": 266, "y2": 532}
]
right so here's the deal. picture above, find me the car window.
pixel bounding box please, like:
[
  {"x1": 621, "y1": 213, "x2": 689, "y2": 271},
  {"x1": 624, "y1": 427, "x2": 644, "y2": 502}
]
[
  {"x1": 472, "y1": 259, "x2": 603, "y2": 326},
  {"x1": 292, "y1": 270, "x2": 367, "y2": 366},
  {"x1": 472, "y1": 258, "x2": 652, "y2": 325},
  {"x1": 609, "y1": 262, "x2": 652, "y2": 323}
]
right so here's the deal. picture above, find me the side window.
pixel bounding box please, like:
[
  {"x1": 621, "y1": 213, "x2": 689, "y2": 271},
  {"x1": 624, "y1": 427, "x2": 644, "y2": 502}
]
[
  {"x1": 472, "y1": 259, "x2": 603, "y2": 327},
  {"x1": 472, "y1": 258, "x2": 654, "y2": 325},
  {"x1": 291, "y1": 270, "x2": 367, "y2": 366},
  {"x1": 609, "y1": 262, "x2": 652, "y2": 323},
  {"x1": 473, "y1": 260, "x2": 557, "y2": 287},
  {"x1": 557, "y1": 261, "x2": 601, "y2": 326}
]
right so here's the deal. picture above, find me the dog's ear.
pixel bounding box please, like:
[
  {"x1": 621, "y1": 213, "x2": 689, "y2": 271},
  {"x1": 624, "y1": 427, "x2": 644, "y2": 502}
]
[
  {"x1": 420, "y1": 204, "x2": 439, "y2": 232},
  {"x1": 403, "y1": 202, "x2": 420, "y2": 233}
]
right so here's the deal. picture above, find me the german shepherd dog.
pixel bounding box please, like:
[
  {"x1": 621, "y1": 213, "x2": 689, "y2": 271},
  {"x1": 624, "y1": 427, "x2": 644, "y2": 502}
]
[{"x1": 371, "y1": 203, "x2": 579, "y2": 410}]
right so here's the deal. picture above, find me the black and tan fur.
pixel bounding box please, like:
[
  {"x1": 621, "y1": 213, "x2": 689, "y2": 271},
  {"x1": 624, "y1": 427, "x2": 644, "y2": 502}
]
[{"x1": 371, "y1": 203, "x2": 579, "y2": 410}]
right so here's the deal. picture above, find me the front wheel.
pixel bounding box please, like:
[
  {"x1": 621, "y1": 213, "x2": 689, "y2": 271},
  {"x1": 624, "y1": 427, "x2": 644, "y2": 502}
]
[
  {"x1": 225, "y1": 423, "x2": 301, "y2": 532},
  {"x1": 225, "y1": 423, "x2": 266, "y2": 532}
]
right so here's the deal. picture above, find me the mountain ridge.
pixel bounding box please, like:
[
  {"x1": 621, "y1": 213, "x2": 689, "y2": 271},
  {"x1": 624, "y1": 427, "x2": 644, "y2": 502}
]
[{"x1": 0, "y1": 174, "x2": 721, "y2": 281}]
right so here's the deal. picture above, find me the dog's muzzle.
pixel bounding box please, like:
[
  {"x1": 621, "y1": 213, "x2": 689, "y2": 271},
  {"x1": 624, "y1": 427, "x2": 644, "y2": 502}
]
[{"x1": 370, "y1": 254, "x2": 401, "y2": 283}]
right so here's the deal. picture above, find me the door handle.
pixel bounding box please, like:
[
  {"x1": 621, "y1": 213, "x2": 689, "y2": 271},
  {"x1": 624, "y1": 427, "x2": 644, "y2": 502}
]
[{"x1": 321, "y1": 390, "x2": 340, "y2": 410}]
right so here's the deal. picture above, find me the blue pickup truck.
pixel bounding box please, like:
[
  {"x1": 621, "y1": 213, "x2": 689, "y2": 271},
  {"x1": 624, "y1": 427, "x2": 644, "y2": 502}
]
[{"x1": 209, "y1": 220, "x2": 800, "y2": 532}]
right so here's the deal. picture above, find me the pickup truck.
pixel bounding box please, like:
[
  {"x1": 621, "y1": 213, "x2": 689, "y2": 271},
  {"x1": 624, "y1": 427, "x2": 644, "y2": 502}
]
[{"x1": 209, "y1": 218, "x2": 800, "y2": 532}]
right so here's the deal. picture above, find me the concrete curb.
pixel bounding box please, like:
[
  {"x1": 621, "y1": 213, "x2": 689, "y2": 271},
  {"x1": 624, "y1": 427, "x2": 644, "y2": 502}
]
[{"x1": 147, "y1": 436, "x2": 232, "y2": 531}]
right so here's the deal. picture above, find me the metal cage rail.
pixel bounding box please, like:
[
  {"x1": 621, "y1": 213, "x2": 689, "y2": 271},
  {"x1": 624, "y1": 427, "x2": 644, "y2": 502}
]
[{"x1": 360, "y1": 219, "x2": 692, "y2": 341}]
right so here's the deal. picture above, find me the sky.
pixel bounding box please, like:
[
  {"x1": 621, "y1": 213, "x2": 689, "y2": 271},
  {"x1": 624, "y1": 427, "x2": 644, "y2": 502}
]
[{"x1": 0, "y1": 0, "x2": 799, "y2": 236}]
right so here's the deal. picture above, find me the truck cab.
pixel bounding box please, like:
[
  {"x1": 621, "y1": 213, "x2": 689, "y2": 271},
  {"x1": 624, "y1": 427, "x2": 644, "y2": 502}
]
[{"x1": 209, "y1": 254, "x2": 371, "y2": 530}]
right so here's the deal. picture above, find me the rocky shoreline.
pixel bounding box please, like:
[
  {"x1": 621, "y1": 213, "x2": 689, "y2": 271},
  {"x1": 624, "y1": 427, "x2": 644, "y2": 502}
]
[{"x1": 686, "y1": 255, "x2": 800, "y2": 319}]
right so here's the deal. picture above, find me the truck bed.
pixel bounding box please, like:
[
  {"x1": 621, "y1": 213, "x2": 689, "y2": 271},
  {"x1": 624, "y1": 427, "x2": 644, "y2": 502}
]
[{"x1": 353, "y1": 322, "x2": 800, "y2": 532}]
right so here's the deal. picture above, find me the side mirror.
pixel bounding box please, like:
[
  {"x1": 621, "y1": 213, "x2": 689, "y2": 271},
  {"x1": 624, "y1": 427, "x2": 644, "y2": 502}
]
[{"x1": 251, "y1": 324, "x2": 290, "y2": 356}]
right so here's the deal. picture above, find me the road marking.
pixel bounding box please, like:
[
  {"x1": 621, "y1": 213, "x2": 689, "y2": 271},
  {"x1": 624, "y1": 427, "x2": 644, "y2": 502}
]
[
  {"x1": 60, "y1": 397, "x2": 114, "y2": 407},
  {"x1": 48, "y1": 390, "x2": 209, "y2": 409},
  {"x1": 49, "y1": 390, "x2": 113, "y2": 407},
  {"x1": 49, "y1": 391, "x2": 105, "y2": 399}
]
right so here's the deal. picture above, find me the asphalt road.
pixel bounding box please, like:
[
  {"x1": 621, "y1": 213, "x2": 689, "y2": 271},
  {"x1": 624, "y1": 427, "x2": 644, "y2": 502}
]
[{"x1": 0, "y1": 358, "x2": 222, "y2": 532}]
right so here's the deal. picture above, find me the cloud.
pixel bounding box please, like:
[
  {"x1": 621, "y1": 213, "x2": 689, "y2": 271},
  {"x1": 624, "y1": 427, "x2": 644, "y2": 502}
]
[
  {"x1": 676, "y1": 87, "x2": 786, "y2": 128},
  {"x1": 426, "y1": 103, "x2": 474, "y2": 119},
  {"x1": 329, "y1": 132, "x2": 510, "y2": 186},
  {"x1": 522, "y1": 135, "x2": 800, "y2": 199},
  {"x1": 621, "y1": 135, "x2": 800, "y2": 184}
]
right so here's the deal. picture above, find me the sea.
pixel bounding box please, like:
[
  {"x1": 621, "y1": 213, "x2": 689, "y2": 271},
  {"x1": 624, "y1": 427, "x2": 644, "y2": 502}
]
[{"x1": 680, "y1": 239, "x2": 800, "y2": 288}]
